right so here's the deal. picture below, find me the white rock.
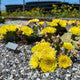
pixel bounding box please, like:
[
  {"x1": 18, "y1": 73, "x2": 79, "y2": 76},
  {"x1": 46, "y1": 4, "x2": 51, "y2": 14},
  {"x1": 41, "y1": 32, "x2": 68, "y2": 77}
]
[
  {"x1": 72, "y1": 68, "x2": 77, "y2": 71},
  {"x1": 66, "y1": 74, "x2": 71, "y2": 77},
  {"x1": 36, "y1": 78, "x2": 40, "y2": 80},
  {"x1": 45, "y1": 73, "x2": 49, "y2": 77},
  {"x1": 19, "y1": 78, "x2": 23, "y2": 80}
]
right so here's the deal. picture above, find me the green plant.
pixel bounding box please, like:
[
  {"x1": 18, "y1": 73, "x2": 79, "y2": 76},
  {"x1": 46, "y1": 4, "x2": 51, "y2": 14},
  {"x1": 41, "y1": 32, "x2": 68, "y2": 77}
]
[
  {"x1": 61, "y1": 32, "x2": 72, "y2": 42},
  {"x1": 4, "y1": 31, "x2": 20, "y2": 42},
  {"x1": 0, "y1": 16, "x2": 5, "y2": 23}
]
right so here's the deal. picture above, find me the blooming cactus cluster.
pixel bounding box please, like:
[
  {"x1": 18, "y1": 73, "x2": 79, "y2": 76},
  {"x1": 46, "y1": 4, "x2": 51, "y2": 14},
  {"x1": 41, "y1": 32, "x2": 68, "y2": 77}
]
[
  {"x1": 30, "y1": 40, "x2": 72, "y2": 72},
  {"x1": 0, "y1": 19, "x2": 80, "y2": 73},
  {"x1": 29, "y1": 19, "x2": 80, "y2": 73}
]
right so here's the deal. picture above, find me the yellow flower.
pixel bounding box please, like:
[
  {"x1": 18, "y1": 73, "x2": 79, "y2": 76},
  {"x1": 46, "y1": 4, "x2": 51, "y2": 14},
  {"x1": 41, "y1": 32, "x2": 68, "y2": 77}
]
[
  {"x1": 39, "y1": 57, "x2": 57, "y2": 72},
  {"x1": 52, "y1": 19, "x2": 60, "y2": 23},
  {"x1": 36, "y1": 47, "x2": 56, "y2": 59},
  {"x1": 68, "y1": 20, "x2": 76, "y2": 25},
  {"x1": 30, "y1": 19, "x2": 39, "y2": 22},
  {"x1": 63, "y1": 42, "x2": 74, "y2": 50},
  {"x1": 47, "y1": 22, "x2": 58, "y2": 27},
  {"x1": 59, "y1": 20, "x2": 67, "y2": 27},
  {"x1": 39, "y1": 21, "x2": 44, "y2": 25},
  {"x1": 7, "y1": 25, "x2": 19, "y2": 31},
  {"x1": 0, "y1": 35, "x2": 4, "y2": 40},
  {"x1": 69, "y1": 27, "x2": 80, "y2": 35},
  {"x1": 37, "y1": 47, "x2": 56, "y2": 59},
  {"x1": 20, "y1": 26, "x2": 33, "y2": 36},
  {"x1": 0, "y1": 27, "x2": 7, "y2": 34},
  {"x1": 1, "y1": 25, "x2": 19, "y2": 32},
  {"x1": 41, "y1": 39, "x2": 45, "y2": 43},
  {"x1": 41, "y1": 27, "x2": 56, "y2": 35},
  {"x1": 78, "y1": 26, "x2": 80, "y2": 29},
  {"x1": 58, "y1": 55, "x2": 72, "y2": 68},
  {"x1": 31, "y1": 42, "x2": 50, "y2": 53},
  {"x1": 52, "y1": 4, "x2": 58, "y2": 7},
  {"x1": 76, "y1": 21, "x2": 80, "y2": 26},
  {"x1": 30, "y1": 53, "x2": 39, "y2": 69}
]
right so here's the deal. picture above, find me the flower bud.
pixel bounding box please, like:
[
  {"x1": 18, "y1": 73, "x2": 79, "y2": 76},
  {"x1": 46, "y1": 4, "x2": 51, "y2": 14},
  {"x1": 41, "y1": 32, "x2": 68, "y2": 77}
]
[
  {"x1": 36, "y1": 41, "x2": 39, "y2": 45},
  {"x1": 40, "y1": 27, "x2": 43, "y2": 30},
  {"x1": 47, "y1": 39, "x2": 50, "y2": 41},
  {"x1": 77, "y1": 43, "x2": 80, "y2": 46},
  {"x1": 41, "y1": 39, "x2": 45, "y2": 43},
  {"x1": 68, "y1": 50, "x2": 71, "y2": 53},
  {"x1": 54, "y1": 39, "x2": 58, "y2": 43},
  {"x1": 60, "y1": 52, "x2": 63, "y2": 55},
  {"x1": 45, "y1": 34, "x2": 48, "y2": 38},
  {"x1": 60, "y1": 41, "x2": 63, "y2": 45},
  {"x1": 51, "y1": 36, "x2": 55, "y2": 39},
  {"x1": 72, "y1": 50, "x2": 78, "y2": 56},
  {"x1": 56, "y1": 34, "x2": 60, "y2": 38},
  {"x1": 71, "y1": 61, "x2": 73, "y2": 65},
  {"x1": 50, "y1": 43, "x2": 53, "y2": 46},
  {"x1": 44, "y1": 31, "x2": 47, "y2": 35}
]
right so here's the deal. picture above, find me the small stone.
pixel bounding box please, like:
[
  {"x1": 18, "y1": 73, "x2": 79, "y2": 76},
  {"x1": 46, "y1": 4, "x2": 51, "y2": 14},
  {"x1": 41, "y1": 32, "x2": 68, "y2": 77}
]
[
  {"x1": 72, "y1": 68, "x2": 77, "y2": 71},
  {"x1": 78, "y1": 72, "x2": 80, "y2": 76},
  {"x1": 55, "y1": 78, "x2": 59, "y2": 80},
  {"x1": 66, "y1": 74, "x2": 71, "y2": 77},
  {"x1": 19, "y1": 78, "x2": 23, "y2": 80},
  {"x1": 12, "y1": 70, "x2": 16, "y2": 73},
  {"x1": 0, "y1": 76, "x2": 2, "y2": 79},
  {"x1": 0, "y1": 66, "x2": 3, "y2": 71},
  {"x1": 36, "y1": 78, "x2": 40, "y2": 80},
  {"x1": 45, "y1": 73, "x2": 49, "y2": 77},
  {"x1": 9, "y1": 75, "x2": 14, "y2": 79}
]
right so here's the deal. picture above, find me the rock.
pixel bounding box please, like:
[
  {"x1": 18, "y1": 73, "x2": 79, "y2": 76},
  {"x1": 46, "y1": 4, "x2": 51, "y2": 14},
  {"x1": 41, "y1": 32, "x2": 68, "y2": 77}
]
[
  {"x1": 36, "y1": 78, "x2": 41, "y2": 80},
  {"x1": 0, "y1": 41, "x2": 80, "y2": 80},
  {"x1": 72, "y1": 68, "x2": 77, "y2": 71},
  {"x1": 44, "y1": 73, "x2": 49, "y2": 77}
]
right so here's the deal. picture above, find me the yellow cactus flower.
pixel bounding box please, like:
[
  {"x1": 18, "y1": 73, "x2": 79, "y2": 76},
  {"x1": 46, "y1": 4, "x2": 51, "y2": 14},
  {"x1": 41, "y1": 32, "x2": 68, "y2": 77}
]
[
  {"x1": 52, "y1": 4, "x2": 58, "y2": 7},
  {"x1": 58, "y1": 55, "x2": 72, "y2": 68},
  {"x1": 39, "y1": 57, "x2": 57, "y2": 72},
  {"x1": 52, "y1": 19, "x2": 60, "y2": 23},
  {"x1": 68, "y1": 20, "x2": 76, "y2": 25},
  {"x1": 0, "y1": 27, "x2": 7, "y2": 34},
  {"x1": 47, "y1": 22, "x2": 58, "y2": 27},
  {"x1": 0, "y1": 35, "x2": 4, "y2": 40},
  {"x1": 39, "y1": 21, "x2": 44, "y2": 25},
  {"x1": 36, "y1": 47, "x2": 56, "y2": 59},
  {"x1": 76, "y1": 21, "x2": 80, "y2": 26},
  {"x1": 31, "y1": 42, "x2": 50, "y2": 53},
  {"x1": 30, "y1": 19, "x2": 39, "y2": 22},
  {"x1": 41, "y1": 27, "x2": 56, "y2": 35},
  {"x1": 63, "y1": 42, "x2": 74, "y2": 50},
  {"x1": 20, "y1": 26, "x2": 33, "y2": 36},
  {"x1": 78, "y1": 26, "x2": 80, "y2": 29},
  {"x1": 1, "y1": 25, "x2": 19, "y2": 32},
  {"x1": 69, "y1": 27, "x2": 80, "y2": 35},
  {"x1": 30, "y1": 53, "x2": 39, "y2": 69},
  {"x1": 7, "y1": 25, "x2": 19, "y2": 31},
  {"x1": 59, "y1": 20, "x2": 67, "y2": 27}
]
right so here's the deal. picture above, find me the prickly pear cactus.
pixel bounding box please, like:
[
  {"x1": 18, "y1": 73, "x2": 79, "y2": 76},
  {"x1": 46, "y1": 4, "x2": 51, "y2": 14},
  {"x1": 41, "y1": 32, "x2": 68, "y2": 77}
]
[
  {"x1": 74, "y1": 35, "x2": 80, "y2": 41},
  {"x1": 72, "y1": 35, "x2": 80, "y2": 50},
  {"x1": 72, "y1": 40, "x2": 80, "y2": 50},
  {"x1": 61, "y1": 32, "x2": 80, "y2": 50},
  {"x1": 61, "y1": 32, "x2": 72, "y2": 42},
  {"x1": 66, "y1": 26, "x2": 71, "y2": 32},
  {"x1": 44, "y1": 22, "x2": 47, "y2": 28}
]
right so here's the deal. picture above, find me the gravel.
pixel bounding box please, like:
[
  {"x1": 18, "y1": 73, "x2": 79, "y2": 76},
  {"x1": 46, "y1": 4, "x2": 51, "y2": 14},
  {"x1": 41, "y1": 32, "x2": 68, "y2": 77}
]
[
  {"x1": 0, "y1": 20, "x2": 28, "y2": 27},
  {"x1": 0, "y1": 20, "x2": 80, "y2": 80},
  {"x1": 0, "y1": 41, "x2": 80, "y2": 80}
]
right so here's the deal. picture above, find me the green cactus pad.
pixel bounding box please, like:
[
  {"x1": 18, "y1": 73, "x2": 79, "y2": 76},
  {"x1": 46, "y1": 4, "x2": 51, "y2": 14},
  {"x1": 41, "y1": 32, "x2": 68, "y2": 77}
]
[{"x1": 61, "y1": 32, "x2": 72, "y2": 42}]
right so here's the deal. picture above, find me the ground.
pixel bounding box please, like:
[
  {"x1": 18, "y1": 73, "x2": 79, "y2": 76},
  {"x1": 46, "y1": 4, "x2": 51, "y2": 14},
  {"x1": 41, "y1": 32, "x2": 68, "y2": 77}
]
[{"x1": 0, "y1": 20, "x2": 80, "y2": 80}]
